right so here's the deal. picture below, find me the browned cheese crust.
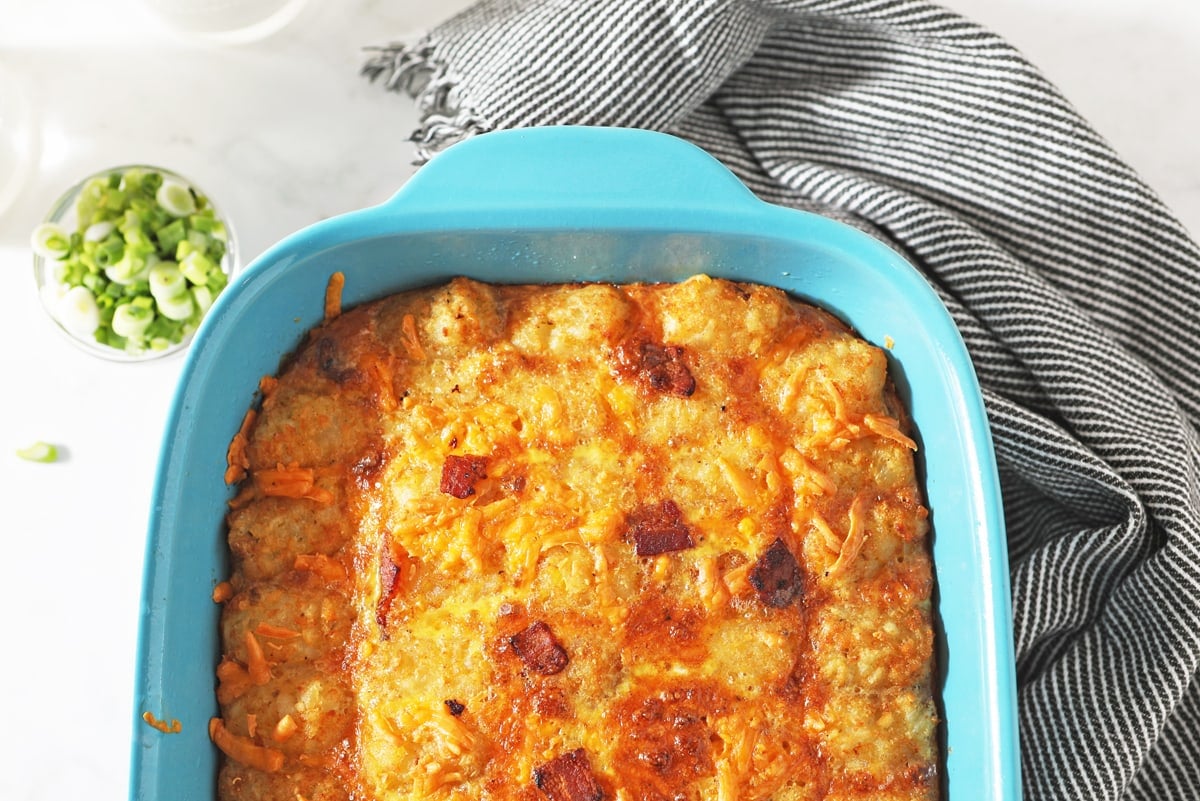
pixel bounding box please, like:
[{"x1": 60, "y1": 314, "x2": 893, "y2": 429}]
[{"x1": 213, "y1": 275, "x2": 938, "y2": 801}]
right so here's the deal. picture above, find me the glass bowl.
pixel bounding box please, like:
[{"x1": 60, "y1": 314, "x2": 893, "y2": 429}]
[{"x1": 32, "y1": 164, "x2": 238, "y2": 362}]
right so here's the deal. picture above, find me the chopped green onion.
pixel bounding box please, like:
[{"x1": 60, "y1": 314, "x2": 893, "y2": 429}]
[
  {"x1": 179, "y1": 250, "x2": 215, "y2": 285},
  {"x1": 105, "y1": 251, "x2": 150, "y2": 285},
  {"x1": 192, "y1": 285, "x2": 215, "y2": 315},
  {"x1": 92, "y1": 235, "x2": 125, "y2": 268},
  {"x1": 191, "y1": 215, "x2": 222, "y2": 235},
  {"x1": 31, "y1": 222, "x2": 72, "y2": 260},
  {"x1": 112, "y1": 302, "x2": 155, "y2": 338},
  {"x1": 55, "y1": 285, "x2": 101, "y2": 339},
  {"x1": 82, "y1": 273, "x2": 107, "y2": 294},
  {"x1": 16, "y1": 441, "x2": 59, "y2": 463},
  {"x1": 149, "y1": 262, "x2": 186, "y2": 300},
  {"x1": 156, "y1": 218, "x2": 187, "y2": 254},
  {"x1": 156, "y1": 291, "x2": 194, "y2": 321},
  {"x1": 156, "y1": 179, "x2": 197, "y2": 217},
  {"x1": 84, "y1": 220, "x2": 115, "y2": 242}
]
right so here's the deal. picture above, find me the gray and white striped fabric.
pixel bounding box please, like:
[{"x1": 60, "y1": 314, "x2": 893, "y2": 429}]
[{"x1": 361, "y1": 1, "x2": 1200, "y2": 798}]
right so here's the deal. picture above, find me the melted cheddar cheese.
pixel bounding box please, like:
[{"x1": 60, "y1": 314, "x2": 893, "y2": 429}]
[{"x1": 213, "y1": 275, "x2": 938, "y2": 801}]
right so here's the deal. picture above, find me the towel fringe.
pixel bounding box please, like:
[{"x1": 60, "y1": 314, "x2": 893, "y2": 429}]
[{"x1": 361, "y1": 40, "x2": 492, "y2": 164}]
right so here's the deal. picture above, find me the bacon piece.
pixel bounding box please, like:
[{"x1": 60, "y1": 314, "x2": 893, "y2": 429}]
[
  {"x1": 749, "y1": 537, "x2": 802, "y2": 607},
  {"x1": 533, "y1": 748, "x2": 605, "y2": 801},
  {"x1": 626, "y1": 500, "x2": 695, "y2": 556},
  {"x1": 440, "y1": 454, "x2": 488, "y2": 499},
  {"x1": 377, "y1": 538, "x2": 408, "y2": 633},
  {"x1": 617, "y1": 337, "x2": 696, "y2": 397},
  {"x1": 510, "y1": 620, "x2": 569, "y2": 675}
]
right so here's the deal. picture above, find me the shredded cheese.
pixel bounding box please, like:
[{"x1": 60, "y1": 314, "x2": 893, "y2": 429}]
[
  {"x1": 224, "y1": 408, "x2": 256, "y2": 485},
  {"x1": 324, "y1": 271, "x2": 345, "y2": 321},
  {"x1": 716, "y1": 456, "x2": 759, "y2": 508},
  {"x1": 244, "y1": 630, "x2": 272, "y2": 686},
  {"x1": 863, "y1": 413, "x2": 918, "y2": 451},
  {"x1": 811, "y1": 510, "x2": 843, "y2": 555},
  {"x1": 255, "y1": 623, "x2": 301, "y2": 640},
  {"x1": 400, "y1": 313, "x2": 426, "y2": 360},
  {"x1": 216, "y1": 658, "x2": 253, "y2": 704},
  {"x1": 722, "y1": 562, "x2": 753, "y2": 596},
  {"x1": 209, "y1": 717, "x2": 285, "y2": 773},
  {"x1": 780, "y1": 447, "x2": 836, "y2": 497},
  {"x1": 293, "y1": 553, "x2": 347, "y2": 582},
  {"x1": 142, "y1": 711, "x2": 182, "y2": 734},
  {"x1": 272, "y1": 714, "x2": 298, "y2": 743},
  {"x1": 697, "y1": 554, "x2": 731, "y2": 613},
  {"x1": 255, "y1": 463, "x2": 335, "y2": 504},
  {"x1": 828, "y1": 494, "x2": 871, "y2": 577}
]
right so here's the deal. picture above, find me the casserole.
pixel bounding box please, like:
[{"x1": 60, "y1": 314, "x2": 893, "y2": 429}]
[{"x1": 130, "y1": 125, "x2": 1019, "y2": 800}]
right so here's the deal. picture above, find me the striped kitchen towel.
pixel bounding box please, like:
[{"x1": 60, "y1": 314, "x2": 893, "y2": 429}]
[{"x1": 361, "y1": 1, "x2": 1200, "y2": 799}]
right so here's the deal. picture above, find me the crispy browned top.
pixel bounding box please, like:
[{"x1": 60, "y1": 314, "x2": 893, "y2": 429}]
[{"x1": 213, "y1": 275, "x2": 938, "y2": 801}]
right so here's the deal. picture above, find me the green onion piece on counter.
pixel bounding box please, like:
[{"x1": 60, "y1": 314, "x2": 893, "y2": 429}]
[{"x1": 16, "y1": 442, "x2": 59, "y2": 463}]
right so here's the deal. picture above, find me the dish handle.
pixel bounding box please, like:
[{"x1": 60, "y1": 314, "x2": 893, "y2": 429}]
[{"x1": 386, "y1": 125, "x2": 764, "y2": 218}]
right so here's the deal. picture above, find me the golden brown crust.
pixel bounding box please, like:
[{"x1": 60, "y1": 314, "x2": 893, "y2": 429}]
[{"x1": 214, "y1": 275, "x2": 937, "y2": 801}]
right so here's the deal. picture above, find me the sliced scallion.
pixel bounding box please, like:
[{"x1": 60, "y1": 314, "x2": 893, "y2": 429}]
[
  {"x1": 55, "y1": 285, "x2": 101, "y2": 339},
  {"x1": 148, "y1": 262, "x2": 186, "y2": 300},
  {"x1": 179, "y1": 250, "x2": 215, "y2": 285},
  {"x1": 31, "y1": 222, "x2": 72, "y2": 260},
  {"x1": 112, "y1": 302, "x2": 155, "y2": 338},
  {"x1": 84, "y1": 220, "x2": 115, "y2": 242},
  {"x1": 156, "y1": 291, "x2": 194, "y2": 321},
  {"x1": 192, "y1": 285, "x2": 214, "y2": 315},
  {"x1": 156, "y1": 179, "x2": 197, "y2": 217},
  {"x1": 16, "y1": 441, "x2": 59, "y2": 463}
]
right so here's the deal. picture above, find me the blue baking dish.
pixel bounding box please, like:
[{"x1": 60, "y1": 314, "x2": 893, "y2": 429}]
[{"x1": 130, "y1": 125, "x2": 1019, "y2": 800}]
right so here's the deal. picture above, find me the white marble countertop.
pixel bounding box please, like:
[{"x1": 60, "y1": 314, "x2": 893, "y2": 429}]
[{"x1": 0, "y1": 1, "x2": 1195, "y2": 798}]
